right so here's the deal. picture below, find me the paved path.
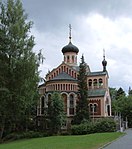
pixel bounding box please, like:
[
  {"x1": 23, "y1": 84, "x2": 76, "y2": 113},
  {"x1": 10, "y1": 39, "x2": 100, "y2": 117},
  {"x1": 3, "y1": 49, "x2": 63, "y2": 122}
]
[{"x1": 103, "y1": 129, "x2": 132, "y2": 149}]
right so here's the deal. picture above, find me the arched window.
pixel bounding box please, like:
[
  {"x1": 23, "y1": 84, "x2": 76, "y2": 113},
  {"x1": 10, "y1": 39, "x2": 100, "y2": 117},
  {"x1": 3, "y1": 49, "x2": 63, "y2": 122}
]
[
  {"x1": 67, "y1": 56, "x2": 70, "y2": 63},
  {"x1": 72, "y1": 71, "x2": 74, "y2": 77},
  {"x1": 99, "y1": 78, "x2": 103, "y2": 88},
  {"x1": 41, "y1": 96, "x2": 45, "y2": 114},
  {"x1": 94, "y1": 104, "x2": 98, "y2": 112},
  {"x1": 88, "y1": 79, "x2": 92, "y2": 89},
  {"x1": 69, "y1": 94, "x2": 74, "y2": 115},
  {"x1": 69, "y1": 69, "x2": 71, "y2": 75},
  {"x1": 61, "y1": 66, "x2": 63, "y2": 72},
  {"x1": 72, "y1": 55, "x2": 74, "y2": 63},
  {"x1": 64, "y1": 66, "x2": 66, "y2": 72},
  {"x1": 93, "y1": 79, "x2": 98, "y2": 88},
  {"x1": 89, "y1": 103, "x2": 98, "y2": 113},
  {"x1": 62, "y1": 94, "x2": 67, "y2": 113}
]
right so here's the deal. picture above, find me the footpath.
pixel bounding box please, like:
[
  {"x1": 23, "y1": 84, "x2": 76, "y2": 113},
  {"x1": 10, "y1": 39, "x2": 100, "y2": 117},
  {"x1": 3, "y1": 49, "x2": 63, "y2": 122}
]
[{"x1": 102, "y1": 129, "x2": 132, "y2": 149}]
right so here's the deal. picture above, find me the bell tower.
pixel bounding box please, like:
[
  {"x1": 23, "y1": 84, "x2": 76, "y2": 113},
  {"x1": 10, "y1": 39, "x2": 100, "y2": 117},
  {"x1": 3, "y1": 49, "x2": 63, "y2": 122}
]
[{"x1": 61, "y1": 24, "x2": 79, "y2": 66}]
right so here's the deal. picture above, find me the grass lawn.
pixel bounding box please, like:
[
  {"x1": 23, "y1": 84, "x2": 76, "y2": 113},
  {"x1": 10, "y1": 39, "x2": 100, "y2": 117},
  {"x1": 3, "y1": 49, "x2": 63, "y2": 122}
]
[{"x1": 0, "y1": 132, "x2": 123, "y2": 149}]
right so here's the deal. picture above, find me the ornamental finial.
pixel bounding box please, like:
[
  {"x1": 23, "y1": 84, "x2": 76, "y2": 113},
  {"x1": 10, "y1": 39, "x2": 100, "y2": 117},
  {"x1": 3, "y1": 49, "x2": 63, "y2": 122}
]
[{"x1": 69, "y1": 24, "x2": 72, "y2": 42}]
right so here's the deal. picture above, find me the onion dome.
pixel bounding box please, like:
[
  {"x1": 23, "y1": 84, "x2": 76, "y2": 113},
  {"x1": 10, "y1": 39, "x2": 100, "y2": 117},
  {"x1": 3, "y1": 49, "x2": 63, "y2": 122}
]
[
  {"x1": 62, "y1": 41, "x2": 79, "y2": 54},
  {"x1": 102, "y1": 58, "x2": 107, "y2": 66},
  {"x1": 62, "y1": 24, "x2": 79, "y2": 54},
  {"x1": 102, "y1": 49, "x2": 107, "y2": 71}
]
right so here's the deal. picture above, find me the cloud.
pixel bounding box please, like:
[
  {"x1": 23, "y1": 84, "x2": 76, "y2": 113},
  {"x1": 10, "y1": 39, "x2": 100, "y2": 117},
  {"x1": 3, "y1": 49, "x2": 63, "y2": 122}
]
[
  {"x1": 22, "y1": 0, "x2": 132, "y2": 32},
  {"x1": 31, "y1": 12, "x2": 132, "y2": 93}
]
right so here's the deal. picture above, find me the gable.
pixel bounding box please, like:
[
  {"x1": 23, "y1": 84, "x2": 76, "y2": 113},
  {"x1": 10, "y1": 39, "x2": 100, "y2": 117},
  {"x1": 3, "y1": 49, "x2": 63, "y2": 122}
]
[{"x1": 46, "y1": 62, "x2": 78, "y2": 81}]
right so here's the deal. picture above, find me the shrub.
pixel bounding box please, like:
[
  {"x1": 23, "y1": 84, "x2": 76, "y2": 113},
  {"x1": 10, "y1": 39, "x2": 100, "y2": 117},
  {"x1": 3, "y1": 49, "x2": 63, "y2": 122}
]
[
  {"x1": 3, "y1": 131, "x2": 48, "y2": 142},
  {"x1": 95, "y1": 118, "x2": 116, "y2": 132},
  {"x1": 71, "y1": 118, "x2": 116, "y2": 135}
]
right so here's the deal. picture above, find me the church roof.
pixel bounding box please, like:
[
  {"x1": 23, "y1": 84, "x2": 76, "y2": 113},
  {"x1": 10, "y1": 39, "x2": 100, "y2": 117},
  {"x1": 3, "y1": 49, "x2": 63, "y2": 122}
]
[
  {"x1": 89, "y1": 71, "x2": 107, "y2": 76},
  {"x1": 50, "y1": 72, "x2": 77, "y2": 82},
  {"x1": 88, "y1": 89, "x2": 106, "y2": 97},
  {"x1": 62, "y1": 42, "x2": 79, "y2": 54}
]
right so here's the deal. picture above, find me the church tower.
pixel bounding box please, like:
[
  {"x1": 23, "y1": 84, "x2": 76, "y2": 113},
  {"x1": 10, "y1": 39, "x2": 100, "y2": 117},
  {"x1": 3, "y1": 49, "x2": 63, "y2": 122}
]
[{"x1": 62, "y1": 24, "x2": 79, "y2": 66}]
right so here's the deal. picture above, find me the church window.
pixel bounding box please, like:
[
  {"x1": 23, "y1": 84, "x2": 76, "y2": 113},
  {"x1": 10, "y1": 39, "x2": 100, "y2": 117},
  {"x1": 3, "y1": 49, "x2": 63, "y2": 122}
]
[
  {"x1": 41, "y1": 96, "x2": 45, "y2": 114},
  {"x1": 66, "y1": 84, "x2": 68, "y2": 90},
  {"x1": 72, "y1": 71, "x2": 73, "y2": 77},
  {"x1": 93, "y1": 79, "x2": 98, "y2": 88},
  {"x1": 69, "y1": 84, "x2": 70, "y2": 90},
  {"x1": 72, "y1": 55, "x2": 74, "y2": 63},
  {"x1": 64, "y1": 66, "x2": 66, "y2": 72},
  {"x1": 69, "y1": 94, "x2": 74, "y2": 115},
  {"x1": 88, "y1": 79, "x2": 92, "y2": 89},
  {"x1": 89, "y1": 103, "x2": 98, "y2": 113},
  {"x1": 61, "y1": 66, "x2": 63, "y2": 72},
  {"x1": 69, "y1": 69, "x2": 71, "y2": 75},
  {"x1": 63, "y1": 84, "x2": 65, "y2": 90},
  {"x1": 67, "y1": 56, "x2": 70, "y2": 63},
  {"x1": 99, "y1": 78, "x2": 103, "y2": 88},
  {"x1": 62, "y1": 94, "x2": 67, "y2": 113}
]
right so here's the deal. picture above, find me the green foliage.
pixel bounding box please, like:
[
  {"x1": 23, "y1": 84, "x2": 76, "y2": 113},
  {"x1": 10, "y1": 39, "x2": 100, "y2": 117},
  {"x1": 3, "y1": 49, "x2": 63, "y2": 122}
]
[
  {"x1": 48, "y1": 92, "x2": 66, "y2": 134},
  {"x1": 115, "y1": 87, "x2": 125, "y2": 100},
  {"x1": 0, "y1": 0, "x2": 43, "y2": 139},
  {"x1": 109, "y1": 87, "x2": 117, "y2": 101},
  {"x1": 3, "y1": 131, "x2": 48, "y2": 142},
  {"x1": 128, "y1": 87, "x2": 132, "y2": 96},
  {"x1": 71, "y1": 118, "x2": 116, "y2": 135},
  {"x1": 73, "y1": 55, "x2": 89, "y2": 124}
]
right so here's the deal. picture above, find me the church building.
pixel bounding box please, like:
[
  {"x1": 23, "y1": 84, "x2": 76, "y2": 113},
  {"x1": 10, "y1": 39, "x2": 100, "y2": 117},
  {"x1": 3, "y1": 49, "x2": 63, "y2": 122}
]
[{"x1": 37, "y1": 26, "x2": 111, "y2": 128}]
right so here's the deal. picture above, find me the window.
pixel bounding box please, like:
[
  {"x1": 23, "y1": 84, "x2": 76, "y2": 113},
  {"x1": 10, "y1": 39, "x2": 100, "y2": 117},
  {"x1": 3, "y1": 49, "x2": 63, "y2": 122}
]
[
  {"x1": 93, "y1": 79, "x2": 98, "y2": 88},
  {"x1": 89, "y1": 103, "x2": 98, "y2": 113},
  {"x1": 62, "y1": 94, "x2": 67, "y2": 113},
  {"x1": 72, "y1": 55, "x2": 74, "y2": 63},
  {"x1": 88, "y1": 79, "x2": 92, "y2": 89},
  {"x1": 69, "y1": 94, "x2": 74, "y2": 115},
  {"x1": 41, "y1": 96, "x2": 45, "y2": 114},
  {"x1": 67, "y1": 56, "x2": 70, "y2": 63},
  {"x1": 99, "y1": 78, "x2": 103, "y2": 88}
]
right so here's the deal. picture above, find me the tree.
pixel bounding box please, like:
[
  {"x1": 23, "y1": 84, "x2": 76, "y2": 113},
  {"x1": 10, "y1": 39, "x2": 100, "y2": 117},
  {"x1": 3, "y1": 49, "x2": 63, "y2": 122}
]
[
  {"x1": 115, "y1": 87, "x2": 125, "y2": 100},
  {"x1": 73, "y1": 55, "x2": 89, "y2": 124},
  {"x1": 109, "y1": 87, "x2": 117, "y2": 101},
  {"x1": 0, "y1": 0, "x2": 43, "y2": 139},
  {"x1": 128, "y1": 87, "x2": 132, "y2": 96},
  {"x1": 48, "y1": 92, "x2": 65, "y2": 134}
]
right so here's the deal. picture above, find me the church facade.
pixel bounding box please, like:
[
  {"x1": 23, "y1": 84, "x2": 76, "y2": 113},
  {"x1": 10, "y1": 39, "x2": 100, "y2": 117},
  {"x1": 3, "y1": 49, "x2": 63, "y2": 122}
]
[{"x1": 37, "y1": 27, "x2": 111, "y2": 128}]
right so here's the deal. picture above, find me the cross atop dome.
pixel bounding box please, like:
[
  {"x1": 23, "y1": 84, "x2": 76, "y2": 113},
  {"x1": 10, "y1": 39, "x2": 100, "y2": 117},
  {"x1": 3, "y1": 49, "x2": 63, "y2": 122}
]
[{"x1": 69, "y1": 24, "x2": 72, "y2": 42}]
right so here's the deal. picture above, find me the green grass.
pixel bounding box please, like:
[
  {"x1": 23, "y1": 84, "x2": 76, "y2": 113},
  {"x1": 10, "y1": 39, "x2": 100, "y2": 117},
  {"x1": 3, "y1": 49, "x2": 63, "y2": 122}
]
[{"x1": 0, "y1": 132, "x2": 124, "y2": 149}]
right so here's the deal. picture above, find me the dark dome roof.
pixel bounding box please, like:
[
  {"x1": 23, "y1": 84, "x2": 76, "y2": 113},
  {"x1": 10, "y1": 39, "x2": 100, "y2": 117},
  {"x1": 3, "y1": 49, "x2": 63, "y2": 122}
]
[
  {"x1": 102, "y1": 59, "x2": 107, "y2": 66},
  {"x1": 62, "y1": 42, "x2": 79, "y2": 54}
]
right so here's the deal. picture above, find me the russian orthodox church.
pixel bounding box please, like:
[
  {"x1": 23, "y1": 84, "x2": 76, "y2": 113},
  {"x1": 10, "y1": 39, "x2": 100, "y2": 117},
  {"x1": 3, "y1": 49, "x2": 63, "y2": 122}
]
[{"x1": 37, "y1": 25, "x2": 111, "y2": 128}]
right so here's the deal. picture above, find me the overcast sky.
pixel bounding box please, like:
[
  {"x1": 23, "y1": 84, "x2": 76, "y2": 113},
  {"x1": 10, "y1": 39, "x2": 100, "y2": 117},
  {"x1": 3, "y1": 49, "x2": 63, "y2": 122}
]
[{"x1": 21, "y1": 0, "x2": 132, "y2": 93}]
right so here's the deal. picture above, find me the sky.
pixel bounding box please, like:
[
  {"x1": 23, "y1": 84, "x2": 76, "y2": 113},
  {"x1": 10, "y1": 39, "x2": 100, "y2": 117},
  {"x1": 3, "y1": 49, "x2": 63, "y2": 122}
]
[{"x1": 20, "y1": 0, "x2": 132, "y2": 92}]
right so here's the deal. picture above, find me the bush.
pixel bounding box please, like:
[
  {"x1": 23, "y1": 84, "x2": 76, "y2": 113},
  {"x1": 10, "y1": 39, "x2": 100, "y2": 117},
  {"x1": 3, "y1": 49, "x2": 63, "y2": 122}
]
[
  {"x1": 3, "y1": 131, "x2": 48, "y2": 142},
  {"x1": 95, "y1": 118, "x2": 116, "y2": 132},
  {"x1": 71, "y1": 118, "x2": 116, "y2": 135}
]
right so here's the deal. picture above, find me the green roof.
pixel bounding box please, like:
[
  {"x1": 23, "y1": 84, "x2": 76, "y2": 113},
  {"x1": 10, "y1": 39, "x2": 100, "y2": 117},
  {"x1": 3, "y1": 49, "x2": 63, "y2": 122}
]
[
  {"x1": 50, "y1": 72, "x2": 77, "y2": 81},
  {"x1": 88, "y1": 89, "x2": 106, "y2": 97},
  {"x1": 88, "y1": 71, "x2": 107, "y2": 76}
]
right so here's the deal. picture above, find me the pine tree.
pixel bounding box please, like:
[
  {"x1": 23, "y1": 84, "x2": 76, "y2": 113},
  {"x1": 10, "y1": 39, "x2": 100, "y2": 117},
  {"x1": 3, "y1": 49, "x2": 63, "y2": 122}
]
[
  {"x1": 0, "y1": 0, "x2": 43, "y2": 138},
  {"x1": 48, "y1": 92, "x2": 65, "y2": 134},
  {"x1": 115, "y1": 87, "x2": 125, "y2": 100},
  {"x1": 73, "y1": 55, "x2": 90, "y2": 124}
]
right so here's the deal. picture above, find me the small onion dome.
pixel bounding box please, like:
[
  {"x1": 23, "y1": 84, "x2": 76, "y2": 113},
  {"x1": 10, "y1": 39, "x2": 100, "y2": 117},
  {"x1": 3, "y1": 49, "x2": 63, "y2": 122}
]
[
  {"x1": 62, "y1": 42, "x2": 79, "y2": 54},
  {"x1": 102, "y1": 58, "x2": 107, "y2": 66}
]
